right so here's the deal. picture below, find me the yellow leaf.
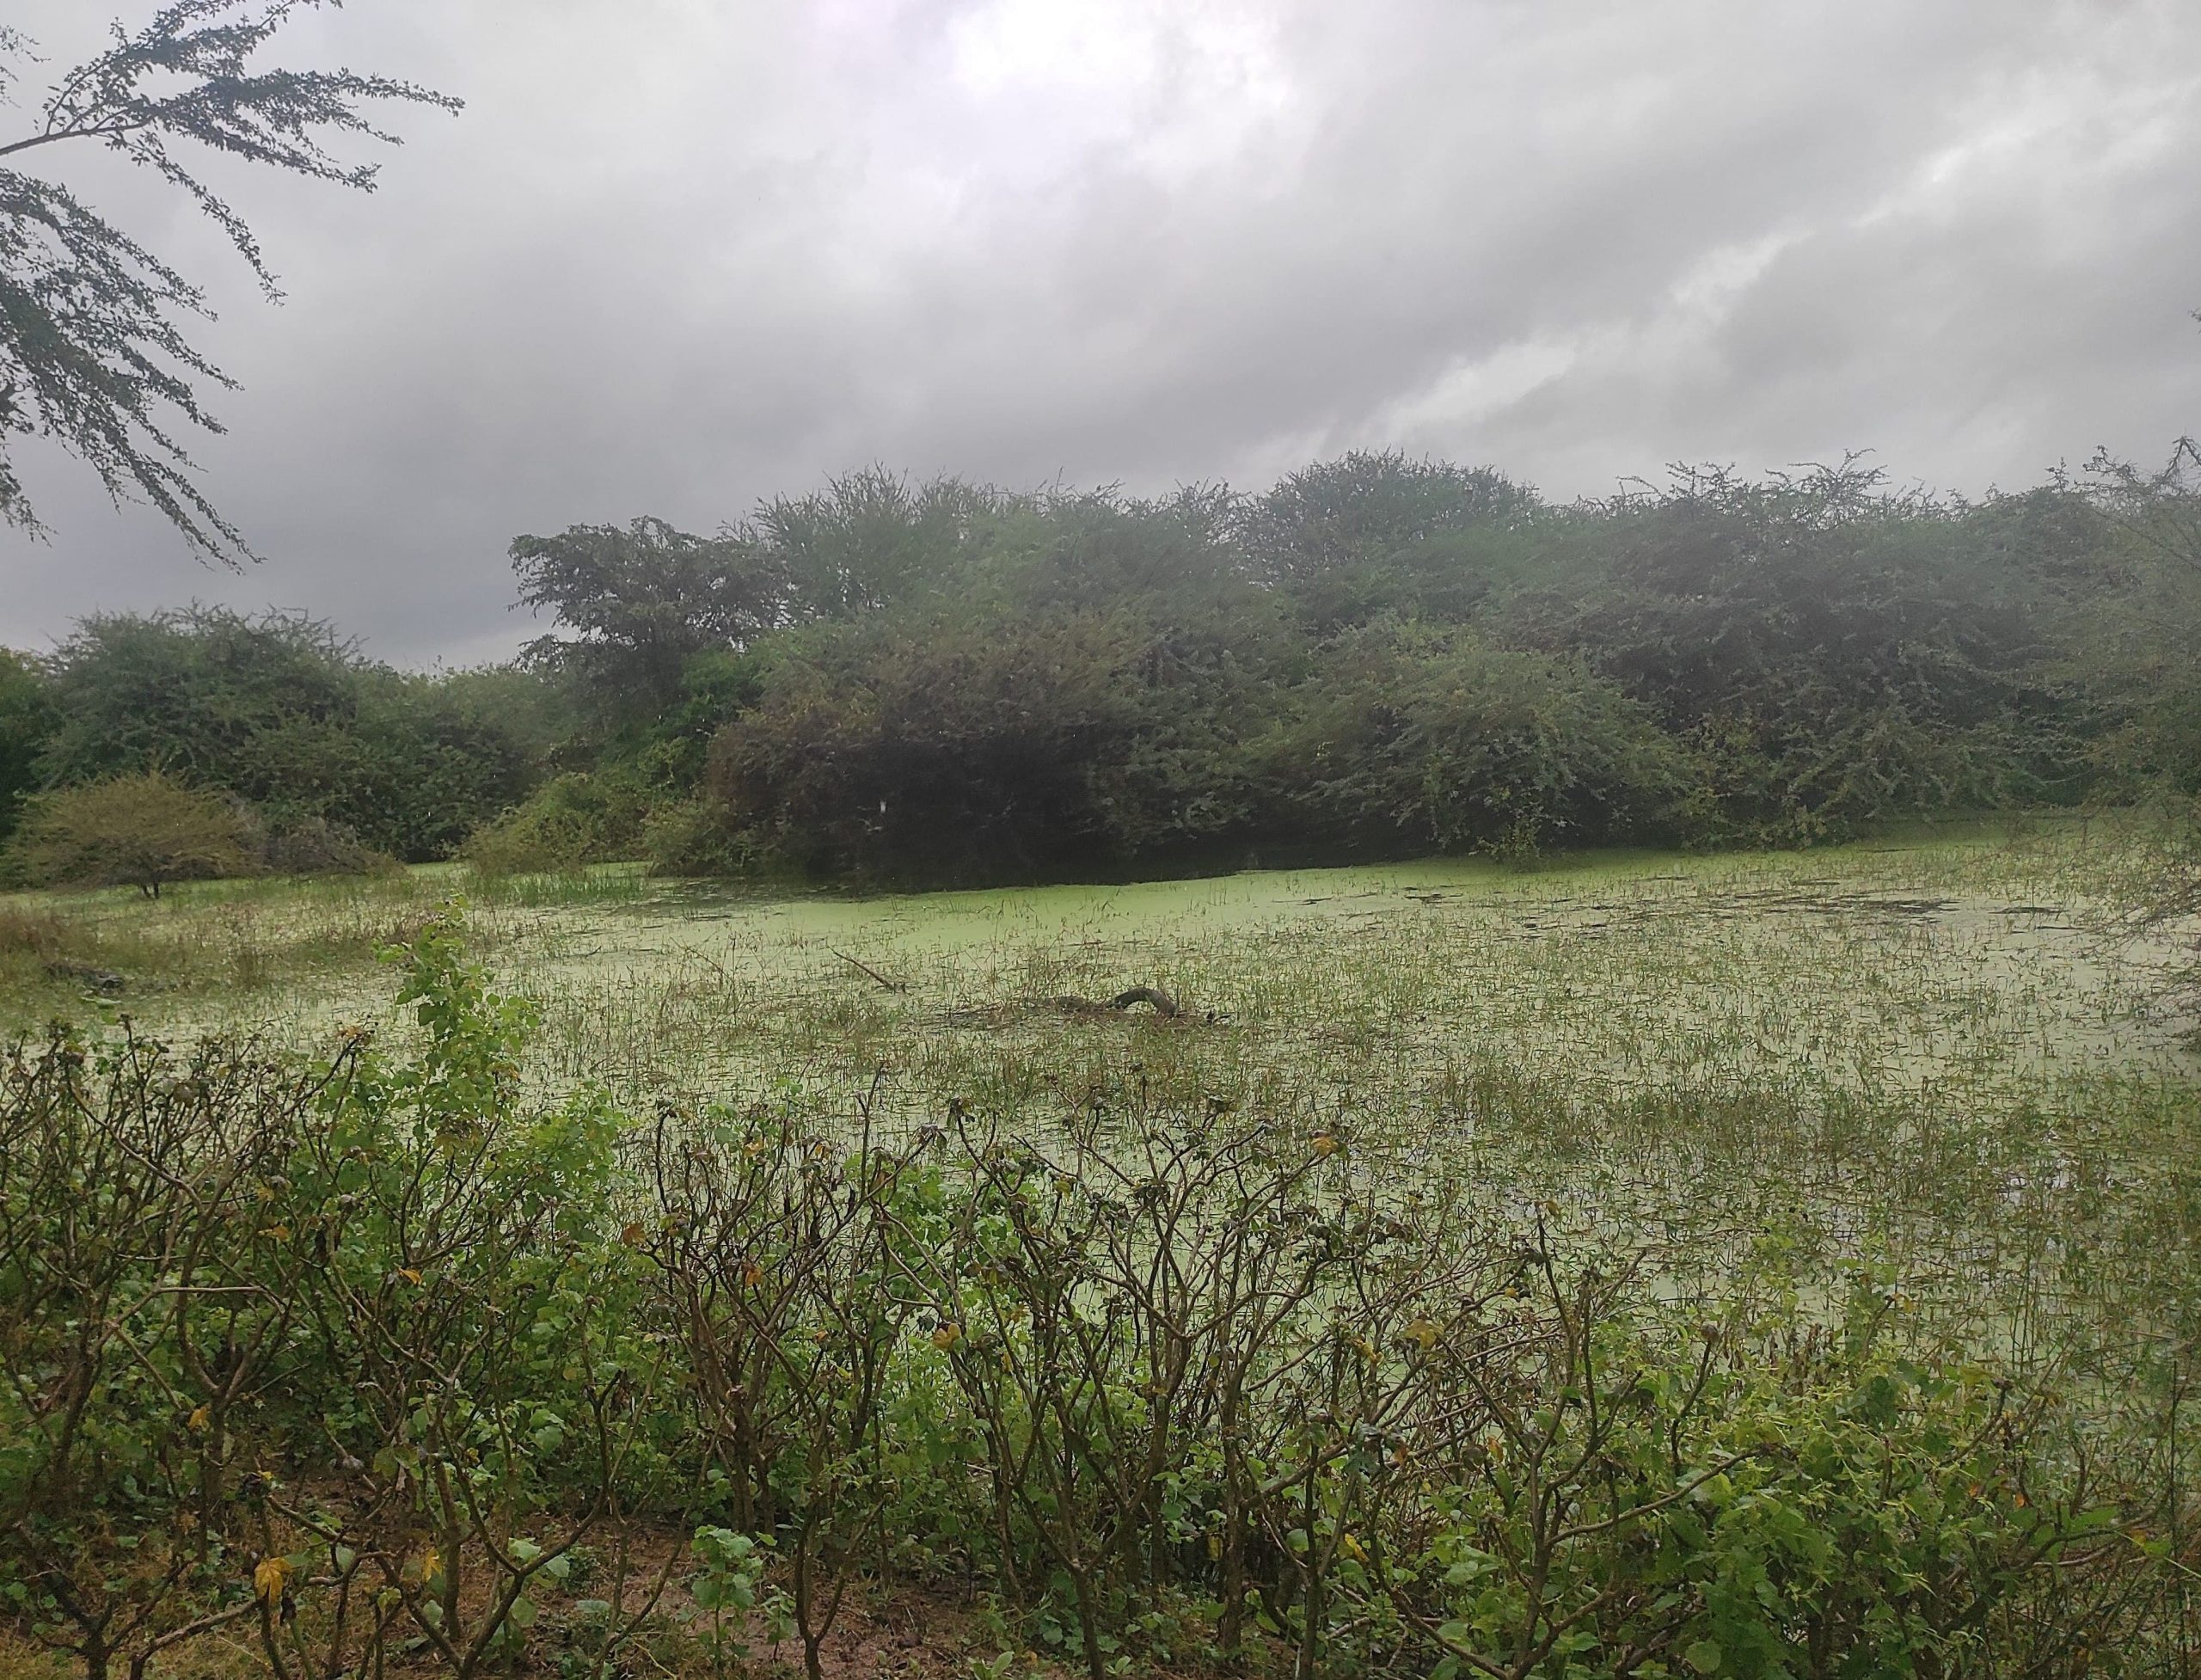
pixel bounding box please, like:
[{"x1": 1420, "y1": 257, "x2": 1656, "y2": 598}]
[
  {"x1": 258, "y1": 1224, "x2": 291, "y2": 1242},
  {"x1": 1310, "y1": 1135, "x2": 1339, "y2": 1156},
  {"x1": 931, "y1": 1323, "x2": 963, "y2": 1351},
  {"x1": 421, "y1": 1546, "x2": 442, "y2": 1584},
  {"x1": 395, "y1": 1267, "x2": 424, "y2": 1286},
  {"x1": 1340, "y1": 1533, "x2": 1367, "y2": 1562},
  {"x1": 741, "y1": 1261, "x2": 765, "y2": 1289},
  {"x1": 620, "y1": 1222, "x2": 646, "y2": 1248},
  {"x1": 1405, "y1": 1317, "x2": 1441, "y2": 1350},
  {"x1": 254, "y1": 1556, "x2": 292, "y2": 1606},
  {"x1": 187, "y1": 1405, "x2": 211, "y2": 1433}
]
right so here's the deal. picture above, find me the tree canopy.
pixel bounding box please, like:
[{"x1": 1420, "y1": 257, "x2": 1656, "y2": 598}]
[{"x1": 6, "y1": 445, "x2": 2198, "y2": 890}]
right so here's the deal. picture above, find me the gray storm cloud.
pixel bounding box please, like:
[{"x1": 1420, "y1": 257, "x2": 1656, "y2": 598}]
[{"x1": 1, "y1": 0, "x2": 2195, "y2": 664}]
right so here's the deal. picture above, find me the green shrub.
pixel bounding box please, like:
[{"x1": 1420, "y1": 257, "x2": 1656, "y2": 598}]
[
  {"x1": 463, "y1": 771, "x2": 654, "y2": 875},
  {"x1": 0, "y1": 1025, "x2": 331, "y2": 1679},
  {"x1": 1515, "y1": 462, "x2": 2088, "y2": 840},
  {"x1": 707, "y1": 607, "x2": 1266, "y2": 884},
  {"x1": 1269, "y1": 622, "x2": 1690, "y2": 858},
  {"x1": 639, "y1": 794, "x2": 757, "y2": 877},
  {"x1": 4, "y1": 770, "x2": 255, "y2": 897},
  {"x1": 33, "y1": 608, "x2": 543, "y2": 862},
  {"x1": 0, "y1": 650, "x2": 52, "y2": 847},
  {"x1": 259, "y1": 814, "x2": 398, "y2": 878}
]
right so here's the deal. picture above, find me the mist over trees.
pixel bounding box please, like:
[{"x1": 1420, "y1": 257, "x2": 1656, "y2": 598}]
[{"x1": 3, "y1": 443, "x2": 2198, "y2": 891}]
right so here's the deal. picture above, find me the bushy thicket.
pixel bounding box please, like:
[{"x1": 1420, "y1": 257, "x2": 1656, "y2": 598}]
[
  {"x1": 4, "y1": 445, "x2": 2192, "y2": 892},
  {"x1": 460, "y1": 770, "x2": 656, "y2": 877},
  {"x1": 1, "y1": 917, "x2": 2190, "y2": 1679},
  {"x1": 498, "y1": 451, "x2": 2156, "y2": 883},
  {"x1": 5, "y1": 607, "x2": 547, "y2": 873},
  {"x1": 6, "y1": 769, "x2": 256, "y2": 898},
  {"x1": 0, "y1": 651, "x2": 50, "y2": 848}
]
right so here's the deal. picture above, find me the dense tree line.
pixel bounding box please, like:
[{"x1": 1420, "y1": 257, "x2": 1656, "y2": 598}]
[
  {"x1": 502, "y1": 449, "x2": 2190, "y2": 884},
  {"x1": 0, "y1": 607, "x2": 546, "y2": 874},
  {"x1": 4, "y1": 446, "x2": 2197, "y2": 890}
]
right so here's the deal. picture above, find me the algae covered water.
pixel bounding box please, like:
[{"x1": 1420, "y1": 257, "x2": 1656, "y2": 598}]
[
  {"x1": 9, "y1": 821, "x2": 2193, "y2": 1334},
  {"x1": 8, "y1": 819, "x2": 2201, "y2": 1466},
  {"x1": 11, "y1": 819, "x2": 2193, "y2": 1107}
]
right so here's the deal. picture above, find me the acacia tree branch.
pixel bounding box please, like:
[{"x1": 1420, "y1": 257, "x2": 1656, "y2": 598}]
[{"x1": 0, "y1": 3, "x2": 461, "y2": 562}]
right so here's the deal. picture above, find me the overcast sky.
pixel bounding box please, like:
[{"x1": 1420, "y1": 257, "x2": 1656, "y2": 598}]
[{"x1": 2, "y1": 0, "x2": 2197, "y2": 665}]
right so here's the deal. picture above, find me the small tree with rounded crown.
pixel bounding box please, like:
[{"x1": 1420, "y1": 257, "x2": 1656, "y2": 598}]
[{"x1": 9, "y1": 769, "x2": 253, "y2": 897}]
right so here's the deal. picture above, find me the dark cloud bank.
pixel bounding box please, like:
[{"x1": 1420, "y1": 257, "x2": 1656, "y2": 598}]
[{"x1": 2, "y1": 0, "x2": 2196, "y2": 665}]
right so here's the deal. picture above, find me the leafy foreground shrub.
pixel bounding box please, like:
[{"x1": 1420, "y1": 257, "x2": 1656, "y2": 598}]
[
  {"x1": 3, "y1": 769, "x2": 255, "y2": 897},
  {"x1": 1, "y1": 916, "x2": 2191, "y2": 1678}
]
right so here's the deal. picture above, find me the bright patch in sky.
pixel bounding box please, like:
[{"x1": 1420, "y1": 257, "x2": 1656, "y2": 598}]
[{"x1": 941, "y1": 0, "x2": 1295, "y2": 182}]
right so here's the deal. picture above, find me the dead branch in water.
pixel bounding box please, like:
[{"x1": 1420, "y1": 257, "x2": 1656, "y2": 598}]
[{"x1": 833, "y1": 950, "x2": 907, "y2": 992}]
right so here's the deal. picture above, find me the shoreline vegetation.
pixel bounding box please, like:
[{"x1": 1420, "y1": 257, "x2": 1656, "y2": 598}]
[
  {"x1": 5, "y1": 443, "x2": 2201, "y2": 1676},
  {"x1": 2, "y1": 446, "x2": 2198, "y2": 900}
]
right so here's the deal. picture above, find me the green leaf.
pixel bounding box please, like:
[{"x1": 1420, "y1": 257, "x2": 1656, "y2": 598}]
[{"x1": 1686, "y1": 1639, "x2": 1724, "y2": 1674}]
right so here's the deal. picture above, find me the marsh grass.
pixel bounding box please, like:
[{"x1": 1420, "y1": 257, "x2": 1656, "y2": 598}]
[
  {"x1": 3, "y1": 821, "x2": 2200, "y2": 1674},
  {"x1": 3, "y1": 814, "x2": 2196, "y2": 1379}
]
